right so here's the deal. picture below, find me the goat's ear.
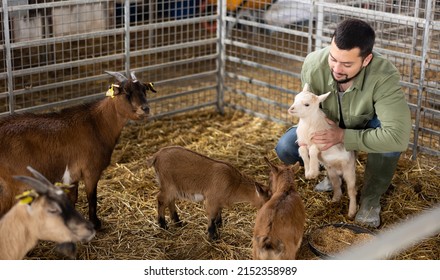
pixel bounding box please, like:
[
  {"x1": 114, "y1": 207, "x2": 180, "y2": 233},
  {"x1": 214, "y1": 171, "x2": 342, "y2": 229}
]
[
  {"x1": 302, "y1": 83, "x2": 310, "y2": 92},
  {"x1": 318, "y1": 91, "x2": 331, "y2": 103},
  {"x1": 291, "y1": 162, "x2": 301, "y2": 174},
  {"x1": 264, "y1": 156, "x2": 278, "y2": 173},
  {"x1": 146, "y1": 82, "x2": 157, "y2": 93},
  {"x1": 255, "y1": 183, "x2": 271, "y2": 200},
  {"x1": 106, "y1": 84, "x2": 122, "y2": 98}
]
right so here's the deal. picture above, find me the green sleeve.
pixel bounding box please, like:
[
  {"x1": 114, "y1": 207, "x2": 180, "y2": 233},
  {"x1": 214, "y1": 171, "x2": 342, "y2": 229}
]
[{"x1": 344, "y1": 73, "x2": 412, "y2": 153}]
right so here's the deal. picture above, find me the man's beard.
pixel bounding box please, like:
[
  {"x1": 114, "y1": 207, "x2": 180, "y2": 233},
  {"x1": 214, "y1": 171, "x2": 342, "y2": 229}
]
[{"x1": 331, "y1": 67, "x2": 363, "y2": 84}]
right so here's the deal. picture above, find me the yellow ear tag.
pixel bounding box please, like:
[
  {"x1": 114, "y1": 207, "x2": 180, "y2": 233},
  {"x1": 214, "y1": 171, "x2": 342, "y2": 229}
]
[
  {"x1": 16, "y1": 190, "x2": 35, "y2": 205},
  {"x1": 55, "y1": 182, "x2": 71, "y2": 194},
  {"x1": 147, "y1": 82, "x2": 157, "y2": 93},
  {"x1": 19, "y1": 196, "x2": 34, "y2": 205},
  {"x1": 106, "y1": 84, "x2": 115, "y2": 98}
]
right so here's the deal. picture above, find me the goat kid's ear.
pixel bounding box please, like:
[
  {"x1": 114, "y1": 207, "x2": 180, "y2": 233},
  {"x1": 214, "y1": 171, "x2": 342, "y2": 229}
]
[
  {"x1": 264, "y1": 156, "x2": 278, "y2": 173},
  {"x1": 255, "y1": 183, "x2": 271, "y2": 199},
  {"x1": 290, "y1": 162, "x2": 301, "y2": 174},
  {"x1": 302, "y1": 83, "x2": 310, "y2": 92},
  {"x1": 318, "y1": 91, "x2": 331, "y2": 103}
]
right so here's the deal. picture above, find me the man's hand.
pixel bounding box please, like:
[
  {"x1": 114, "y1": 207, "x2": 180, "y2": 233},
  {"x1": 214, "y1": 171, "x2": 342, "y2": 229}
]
[{"x1": 311, "y1": 118, "x2": 344, "y2": 151}]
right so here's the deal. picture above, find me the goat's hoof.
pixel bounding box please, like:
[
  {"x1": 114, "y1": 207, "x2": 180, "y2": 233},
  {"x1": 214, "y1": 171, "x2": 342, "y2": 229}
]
[
  {"x1": 158, "y1": 217, "x2": 168, "y2": 229},
  {"x1": 208, "y1": 232, "x2": 219, "y2": 241},
  {"x1": 159, "y1": 223, "x2": 168, "y2": 230},
  {"x1": 305, "y1": 171, "x2": 319, "y2": 179},
  {"x1": 175, "y1": 221, "x2": 186, "y2": 227},
  {"x1": 91, "y1": 218, "x2": 102, "y2": 231},
  {"x1": 348, "y1": 209, "x2": 357, "y2": 219}
]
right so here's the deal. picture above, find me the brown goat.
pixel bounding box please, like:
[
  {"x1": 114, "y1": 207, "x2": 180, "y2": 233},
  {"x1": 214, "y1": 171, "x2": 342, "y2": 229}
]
[
  {"x1": 0, "y1": 166, "x2": 95, "y2": 260},
  {"x1": 146, "y1": 145, "x2": 272, "y2": 240},
  {"x1": 0, "y1": 71, "x2": 156, "y2": 230},
  {"x1": 252, "y1": 158, "x2": 305, "y2": 260}
]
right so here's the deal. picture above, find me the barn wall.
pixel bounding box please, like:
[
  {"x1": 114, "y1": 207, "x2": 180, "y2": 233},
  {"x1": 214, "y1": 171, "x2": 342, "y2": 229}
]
[{"x1": 0, "y1": 0, "x2": 438, "y2": 166}]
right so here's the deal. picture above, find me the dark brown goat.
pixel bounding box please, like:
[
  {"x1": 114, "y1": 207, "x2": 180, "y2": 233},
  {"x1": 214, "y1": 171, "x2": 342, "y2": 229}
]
[
  {"x1": 0, "y1": 71, "x2": 156, "y2": 229},
  {"x1": 252, "y1": 158, "x2": 305, "y2": 260},
  {"x1": 147, "y1": 146, "x2": 272, "y2": 240}
]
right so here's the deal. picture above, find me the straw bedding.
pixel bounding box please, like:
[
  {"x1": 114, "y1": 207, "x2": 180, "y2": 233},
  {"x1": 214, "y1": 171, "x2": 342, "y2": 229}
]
[{"x1": 26, "y1": 108, "x2": 439, "y2": 260}]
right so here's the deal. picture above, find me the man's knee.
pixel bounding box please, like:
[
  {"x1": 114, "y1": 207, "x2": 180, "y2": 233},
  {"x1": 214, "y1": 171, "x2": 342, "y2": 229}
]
[{"x1": 275, "y1": 143, "x2": 296, "y2": 164}]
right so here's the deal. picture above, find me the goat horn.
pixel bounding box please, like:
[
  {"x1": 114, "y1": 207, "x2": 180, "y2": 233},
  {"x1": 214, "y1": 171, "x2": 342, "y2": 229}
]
[
  {"x1": 105, "y1": 71, "x2": 128, "y2": 82},
  {"x1": 26, "y1": 166, "x2": 53, "y2": 187},
  {"x1": 130, "y1": 71, "x2": 138, "y2": 82},
  {"x1": 13, "y1": 174, "x2": 49, "y2": 195}
]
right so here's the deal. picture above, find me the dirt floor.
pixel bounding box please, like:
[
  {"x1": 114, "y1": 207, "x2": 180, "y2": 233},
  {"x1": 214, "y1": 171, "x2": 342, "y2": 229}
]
[{"x1": 26, "y1": 108, "x2": 439, "y2": 260}]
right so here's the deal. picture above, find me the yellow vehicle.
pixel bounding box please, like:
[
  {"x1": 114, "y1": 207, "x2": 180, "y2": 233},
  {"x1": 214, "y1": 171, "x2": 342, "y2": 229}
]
[
  {"x1": 206, "y1": 0, "x2": 274, "y2": 12},
  {"x1": 201, "y1": 0, "x2": 274, "y2": 32}
]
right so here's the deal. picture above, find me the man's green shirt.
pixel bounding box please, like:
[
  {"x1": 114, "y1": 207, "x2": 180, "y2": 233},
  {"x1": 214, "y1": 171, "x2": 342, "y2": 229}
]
[{"x1": 301, "y1": 46, "x2": 411, "y2": 153}]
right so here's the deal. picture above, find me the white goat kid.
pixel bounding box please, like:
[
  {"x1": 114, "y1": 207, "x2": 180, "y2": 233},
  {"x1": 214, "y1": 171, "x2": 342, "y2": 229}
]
[{"x1": 288, "y1": 83, "x2": 357, "y2": 218}]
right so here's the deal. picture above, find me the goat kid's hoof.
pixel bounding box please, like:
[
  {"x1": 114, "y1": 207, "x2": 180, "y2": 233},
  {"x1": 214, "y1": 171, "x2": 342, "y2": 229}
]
[
  {"x1": 208, "y1": 230, "x2": 220, "y2": 241},
  {"x1": 158, "y1": 217, "x2": 168, "y2": 230},
  {"x1": 175, "y1": 220, "x2": 186, "y2": 227},
  {"x1": 208, "y1": 233, "x2": 219, "y2": 241},
  {"x1": 305, "y1": 171, "x2": 319, "y2": 179}
]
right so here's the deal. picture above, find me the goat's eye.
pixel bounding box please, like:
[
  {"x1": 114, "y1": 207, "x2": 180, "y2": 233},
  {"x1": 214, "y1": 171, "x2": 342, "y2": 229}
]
[
  {"x1": 304, "y1": 103, "x2": 310, "y2": 107},
  {"x1": 47, "y1": 203, "x2": 62, "y2": 214},
  {"x1": 48, "y1": 208, "x2": 60, "y2": 214}
]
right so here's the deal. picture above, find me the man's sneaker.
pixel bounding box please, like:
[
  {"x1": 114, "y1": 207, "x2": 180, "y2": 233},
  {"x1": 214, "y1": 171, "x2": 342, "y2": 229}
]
[{"x1": 314, "y1": 176, "x2": 333, "y2": 192}]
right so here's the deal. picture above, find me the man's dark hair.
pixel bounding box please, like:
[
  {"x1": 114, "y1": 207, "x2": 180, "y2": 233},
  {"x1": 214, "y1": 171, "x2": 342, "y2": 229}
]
[{"x1": 332, "y1": 18, "x2": 375, "y2": 59}]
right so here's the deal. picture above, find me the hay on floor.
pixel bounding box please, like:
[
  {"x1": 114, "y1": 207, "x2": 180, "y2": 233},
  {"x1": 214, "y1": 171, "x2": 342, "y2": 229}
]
[{"x1": 26, "y1": 108, "x2": 440, "y2": 260}]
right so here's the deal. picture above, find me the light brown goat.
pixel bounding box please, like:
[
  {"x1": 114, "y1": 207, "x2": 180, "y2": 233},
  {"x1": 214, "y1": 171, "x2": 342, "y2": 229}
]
[
  {"x1": 0, "y1": 166, "x2": 95, "y2": 260},
  {"x1": 252, "y1": 158, "x2": 305, "y2": 260},
  {"x1": 146, "y1": 145, "x2": 272, "y2": 240},
  {"x1": 0, "y1": 71, "x2": 155, "y2": 230}
]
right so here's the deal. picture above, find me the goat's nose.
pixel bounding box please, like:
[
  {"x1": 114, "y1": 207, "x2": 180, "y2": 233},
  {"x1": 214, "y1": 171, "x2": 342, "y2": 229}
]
[{"x1": 142, "y1": 105, "x2": 150, "y2": 114}]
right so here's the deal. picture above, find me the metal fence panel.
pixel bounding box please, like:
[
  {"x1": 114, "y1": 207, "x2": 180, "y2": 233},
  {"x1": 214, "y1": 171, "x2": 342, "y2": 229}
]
[
  {"x1": 221, "y1": 0, "x2": 439, "y2": 166},
  {"x1": 0, "y1": 0, "x2": 219, "y2": 118},
  {"x1": 0, "y1": 0, "x2": 438, "y2": 166}
]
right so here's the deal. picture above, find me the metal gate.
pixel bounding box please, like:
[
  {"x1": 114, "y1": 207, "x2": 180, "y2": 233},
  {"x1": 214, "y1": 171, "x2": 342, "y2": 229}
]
[{"x1": 0, "y1": 0, "x2": 439, "y2": 167}]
